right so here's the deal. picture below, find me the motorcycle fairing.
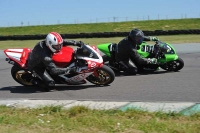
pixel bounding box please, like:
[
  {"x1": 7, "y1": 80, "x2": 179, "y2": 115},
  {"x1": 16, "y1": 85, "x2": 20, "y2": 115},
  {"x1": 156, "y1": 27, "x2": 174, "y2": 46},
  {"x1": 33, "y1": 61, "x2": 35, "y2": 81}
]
[
  {"x1": 75, "y1": 44, "x2": 103, "y2": 69},
  {"x1": 4, "y1": 48, "x2": 31, "y2": 68},
  {"x1": 137, "y1": 44, "x2": 151, "y2": 58},
  {"x1": 57, "y1": 44, "x2": 104, "y2": 84},
  {"x1": 97, "y1": 43, "x2": 111, "y2": 57},
  {"x1": 90, "y1": 45, "x2": 101, "y2": 55},
  {"x1": 59, "y1": 72, "x2": 93, "y2": 84},
  {"x1": 138, "y1": 41, "x2": 179, "y2": 63},
  {"x1": 155, "y1": 42, "x2": 178, "y2": 63},
  {"x1": 57, "y1": 61, "x2": 92, "y2": 84},
  {"x1": 75, "y1": 45, "x2": 104, "y2": 80}
]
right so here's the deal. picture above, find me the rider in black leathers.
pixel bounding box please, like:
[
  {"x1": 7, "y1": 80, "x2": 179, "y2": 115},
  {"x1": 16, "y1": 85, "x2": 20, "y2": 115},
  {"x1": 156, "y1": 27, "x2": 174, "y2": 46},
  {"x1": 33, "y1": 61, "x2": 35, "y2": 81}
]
[
  {"x1": 115, "y1": 29, "x2": 159, "y2": 75},
  {"x1": 28, "y1": 32, "x2": 83, "y2": 91}
]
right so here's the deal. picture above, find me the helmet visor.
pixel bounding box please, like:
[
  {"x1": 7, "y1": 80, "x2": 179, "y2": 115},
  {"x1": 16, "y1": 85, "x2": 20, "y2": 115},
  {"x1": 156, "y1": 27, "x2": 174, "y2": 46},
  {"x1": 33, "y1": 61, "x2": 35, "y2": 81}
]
[
  {"x1": 52, "y1": 44, "x2": 63, "y2": 51},
  {"x1": 135, "y1": 36, "x2": 144, "y2": 45}
]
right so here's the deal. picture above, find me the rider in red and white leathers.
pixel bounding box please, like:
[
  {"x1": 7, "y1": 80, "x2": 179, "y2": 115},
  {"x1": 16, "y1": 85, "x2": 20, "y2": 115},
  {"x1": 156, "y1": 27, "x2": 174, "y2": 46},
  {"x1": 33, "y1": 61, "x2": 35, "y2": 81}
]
[{"x1": 28, "y1": 32, "x2": 83, "y2": 90}]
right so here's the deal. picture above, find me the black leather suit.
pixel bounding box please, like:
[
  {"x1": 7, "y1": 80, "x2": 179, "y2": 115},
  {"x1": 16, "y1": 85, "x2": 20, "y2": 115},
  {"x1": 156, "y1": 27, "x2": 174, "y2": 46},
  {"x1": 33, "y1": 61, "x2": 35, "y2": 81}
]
[
  {"x1": 28, "y1": 40, "x2": 79, "y2": 87},
  {"x1": 115, "y1": 36, "x2": 151, "y2": 74}
]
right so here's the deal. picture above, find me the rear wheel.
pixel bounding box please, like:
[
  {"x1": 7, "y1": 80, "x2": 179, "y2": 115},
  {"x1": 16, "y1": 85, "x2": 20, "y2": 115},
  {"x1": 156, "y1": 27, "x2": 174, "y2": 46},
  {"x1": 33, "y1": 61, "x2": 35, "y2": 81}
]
[
  {"x1": 86, "y1": 65, "x2": 115, "y2": 86},
  {"x1": 160, "y1": 57, "x2": 184, "y2": 71},
  {"x1": 11, "y1": 65, "x2": 34, "y2": 86}
]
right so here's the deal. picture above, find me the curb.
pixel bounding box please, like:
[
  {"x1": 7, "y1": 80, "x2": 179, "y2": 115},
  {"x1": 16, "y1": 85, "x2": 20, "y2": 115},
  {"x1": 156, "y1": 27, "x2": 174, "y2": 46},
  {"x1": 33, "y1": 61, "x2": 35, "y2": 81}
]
[{"x1": 0, "y1": 100, "x2": 199, "y2": 116}]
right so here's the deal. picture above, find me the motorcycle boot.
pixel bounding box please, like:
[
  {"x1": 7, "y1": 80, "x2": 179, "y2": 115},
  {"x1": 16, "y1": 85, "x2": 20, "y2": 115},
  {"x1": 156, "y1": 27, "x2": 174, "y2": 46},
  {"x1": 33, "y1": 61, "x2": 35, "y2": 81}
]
[
  {"x1": 127, "y1": 59, "x2": 138, "y2": 75},
  {"x1": 119, "y1": 59, "x2": 138, "y2": 75},
  {"x1": 32, "y1": 68, "x2": 56, "y2": 92}
]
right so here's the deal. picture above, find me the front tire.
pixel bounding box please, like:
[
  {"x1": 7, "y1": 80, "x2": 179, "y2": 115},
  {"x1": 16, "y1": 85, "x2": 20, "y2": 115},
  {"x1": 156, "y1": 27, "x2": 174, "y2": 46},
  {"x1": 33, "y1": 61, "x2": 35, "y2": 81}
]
[
  {"x1": 160, "y1": 57, "x2": 184, "y2": 71},
  {"x1": 86, "y1": 65, "x2": 115, "y2": 85},
  {"x1": 11, "y1": 65, "x2": 34, "y2": 86}
]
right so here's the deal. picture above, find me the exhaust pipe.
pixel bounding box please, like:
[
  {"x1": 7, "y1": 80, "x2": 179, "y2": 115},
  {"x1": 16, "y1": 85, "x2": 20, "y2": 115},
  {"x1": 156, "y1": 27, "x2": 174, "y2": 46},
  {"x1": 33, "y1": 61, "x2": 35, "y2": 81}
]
[{"x1": 5, "y1": 58, "x2": 15, "y2": 65}]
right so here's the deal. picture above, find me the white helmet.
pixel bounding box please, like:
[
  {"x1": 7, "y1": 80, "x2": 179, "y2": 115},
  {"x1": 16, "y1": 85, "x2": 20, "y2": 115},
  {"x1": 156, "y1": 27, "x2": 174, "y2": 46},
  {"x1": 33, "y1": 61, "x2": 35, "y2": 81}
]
[{"x1": 46, "y1": 32, "x2": 63, "y2": 53}]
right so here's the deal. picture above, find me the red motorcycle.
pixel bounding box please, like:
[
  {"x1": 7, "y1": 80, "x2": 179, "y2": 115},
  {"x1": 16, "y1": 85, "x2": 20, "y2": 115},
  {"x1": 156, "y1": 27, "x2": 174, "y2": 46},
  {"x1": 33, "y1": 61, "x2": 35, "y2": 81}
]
[{"x1": 4, "y1": 44, "x2": 115, "y2": 87}]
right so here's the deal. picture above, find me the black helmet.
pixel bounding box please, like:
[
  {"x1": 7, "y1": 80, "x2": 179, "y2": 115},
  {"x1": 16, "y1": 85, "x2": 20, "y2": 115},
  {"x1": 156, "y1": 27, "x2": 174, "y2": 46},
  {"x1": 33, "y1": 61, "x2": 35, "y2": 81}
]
[{"x1": 129, "y1": 29, "x2": 144, "y2": 45}]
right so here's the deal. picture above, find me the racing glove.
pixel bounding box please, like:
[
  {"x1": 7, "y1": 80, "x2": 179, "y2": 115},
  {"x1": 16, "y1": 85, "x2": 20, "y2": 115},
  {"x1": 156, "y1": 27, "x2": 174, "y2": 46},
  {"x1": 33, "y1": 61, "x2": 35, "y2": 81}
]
[
  {"x1": 151, "y1": 37, "x2": 159, "y2": 41},
  {"x1": 75, "y1": 41, "x2": 84, "y2": 47},
  {"x1": 147, "y1": 58, "x2": 157, "y2": 64}
]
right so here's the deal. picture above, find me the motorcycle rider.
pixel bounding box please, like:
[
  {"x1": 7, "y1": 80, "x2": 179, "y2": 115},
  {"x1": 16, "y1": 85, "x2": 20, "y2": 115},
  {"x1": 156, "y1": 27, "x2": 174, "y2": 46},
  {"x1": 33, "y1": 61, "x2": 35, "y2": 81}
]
[
  {"x1": 115, "y1": 28, "x2": 159, "y2": 75},
  {"x1": 28, "y1": 31, "x2": 83, "y2": 91}
]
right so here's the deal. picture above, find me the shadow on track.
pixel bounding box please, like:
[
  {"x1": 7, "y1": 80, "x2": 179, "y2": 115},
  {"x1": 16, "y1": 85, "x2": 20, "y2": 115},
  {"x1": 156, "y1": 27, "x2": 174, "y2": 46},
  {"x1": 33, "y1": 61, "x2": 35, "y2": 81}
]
[
  {"x1": 0, "y1": 84, "x2": 99, "y2": 94},
  {"x1": 114, "y1": 70, "x2": 176, "y2": 77}
]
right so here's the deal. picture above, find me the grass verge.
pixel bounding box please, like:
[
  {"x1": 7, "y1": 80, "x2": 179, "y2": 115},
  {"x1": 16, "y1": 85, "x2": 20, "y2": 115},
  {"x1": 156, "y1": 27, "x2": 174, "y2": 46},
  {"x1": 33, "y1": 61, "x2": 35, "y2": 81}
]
[{"x1": 0, "y1": 105, "x2": 200, "y2": 133}]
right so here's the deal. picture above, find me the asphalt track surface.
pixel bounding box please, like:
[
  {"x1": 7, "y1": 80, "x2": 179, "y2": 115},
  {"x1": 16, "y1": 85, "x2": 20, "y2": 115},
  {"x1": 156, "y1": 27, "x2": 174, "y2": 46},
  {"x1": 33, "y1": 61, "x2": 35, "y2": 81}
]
[{"x1": 0, "y1": 43, "x2": 200, "y2": 103}]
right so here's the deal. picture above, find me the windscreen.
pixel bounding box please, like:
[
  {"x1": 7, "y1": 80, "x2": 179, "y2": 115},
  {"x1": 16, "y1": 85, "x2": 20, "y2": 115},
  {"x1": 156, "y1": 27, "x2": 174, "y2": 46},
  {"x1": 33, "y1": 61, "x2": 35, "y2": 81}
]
[
  {"x1": 75, "y1": 44, "x2": 99, "y2": 59},
  {"x1": 157, "y1": 41, "x2": 174, "y2": 54}
]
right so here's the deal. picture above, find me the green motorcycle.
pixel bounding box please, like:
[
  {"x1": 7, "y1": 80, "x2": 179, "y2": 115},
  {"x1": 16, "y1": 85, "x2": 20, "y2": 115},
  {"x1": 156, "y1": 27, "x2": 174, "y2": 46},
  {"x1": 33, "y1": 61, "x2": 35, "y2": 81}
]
[{"x1": 97, "y1": 41, "x2": 184, "y2": 73}]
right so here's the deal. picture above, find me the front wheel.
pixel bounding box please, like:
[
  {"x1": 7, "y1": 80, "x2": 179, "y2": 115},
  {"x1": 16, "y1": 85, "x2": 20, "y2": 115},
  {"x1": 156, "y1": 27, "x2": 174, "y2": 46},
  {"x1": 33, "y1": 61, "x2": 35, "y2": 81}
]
[
  {"x1": 86, "y1": 65, "x2": 115, "y2": 86},
  {"x1": 160, "y1": 57, "x2": 184, "y2": 71},
  {"x1": 11, "y1": 65, "x2": 34, "y2": 86}
]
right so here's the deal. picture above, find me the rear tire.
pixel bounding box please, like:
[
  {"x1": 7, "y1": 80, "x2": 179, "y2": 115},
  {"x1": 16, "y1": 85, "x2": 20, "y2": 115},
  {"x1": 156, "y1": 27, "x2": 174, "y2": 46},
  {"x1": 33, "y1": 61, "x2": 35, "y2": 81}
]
[
  {"x1": 11, "y1": 65, "x2": 34, "y2": 86},
  {"x1": 86, "y1": 65, "x2": 115, "y2": 85}
]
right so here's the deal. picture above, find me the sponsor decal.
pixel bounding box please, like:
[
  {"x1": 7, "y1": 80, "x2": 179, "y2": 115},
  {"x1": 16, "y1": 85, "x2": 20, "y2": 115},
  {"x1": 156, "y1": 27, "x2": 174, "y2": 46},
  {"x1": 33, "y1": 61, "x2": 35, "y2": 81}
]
[{"x1": 91, "y1": 62, "x2": 96, "y2": 67}]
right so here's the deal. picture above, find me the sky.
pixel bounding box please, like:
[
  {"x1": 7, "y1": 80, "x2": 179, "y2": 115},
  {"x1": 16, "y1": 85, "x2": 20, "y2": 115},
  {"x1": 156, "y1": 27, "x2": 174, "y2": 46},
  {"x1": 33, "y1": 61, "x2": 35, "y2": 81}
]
[{"x1": 0, "y1": 0, "x2": 199, "y2": 27}]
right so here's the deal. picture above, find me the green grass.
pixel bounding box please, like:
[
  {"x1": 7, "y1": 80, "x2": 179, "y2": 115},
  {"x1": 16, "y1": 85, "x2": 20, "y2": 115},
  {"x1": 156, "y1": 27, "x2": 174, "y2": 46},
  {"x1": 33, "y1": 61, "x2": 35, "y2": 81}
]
[
  {"x1": 0, "y1": 35, "x2": 200, "y2": 50},
  {"x1": 0, "y1": 18, "x2": 200, "y2": 36},
  {"x1": 0, "y1": 105, "x2": 200, "y2": 133}
]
